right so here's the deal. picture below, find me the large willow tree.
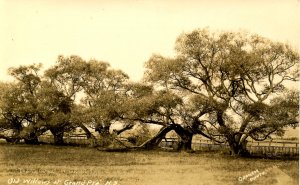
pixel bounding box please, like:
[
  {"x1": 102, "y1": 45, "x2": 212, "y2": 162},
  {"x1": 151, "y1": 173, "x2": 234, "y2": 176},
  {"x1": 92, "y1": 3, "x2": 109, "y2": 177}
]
[{"x1": 145, "y1": 29, "x2": 299, "y2": 155}]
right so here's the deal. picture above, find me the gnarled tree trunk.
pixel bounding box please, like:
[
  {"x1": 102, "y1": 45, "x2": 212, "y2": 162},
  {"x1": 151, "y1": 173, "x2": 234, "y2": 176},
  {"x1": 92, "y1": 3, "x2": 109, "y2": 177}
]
[
  {"x1": 227, "y1": 137, "x2": 250, "y2": 157},
  {"x1": 174, "y1": 127, "x2": 193, "y2": 151},
  {"x1": 24, "y1": 132, "x2": 39, "y2": 144},
  {"x1": 50, "y1": 128, "x2": 64, "y2": 145}
]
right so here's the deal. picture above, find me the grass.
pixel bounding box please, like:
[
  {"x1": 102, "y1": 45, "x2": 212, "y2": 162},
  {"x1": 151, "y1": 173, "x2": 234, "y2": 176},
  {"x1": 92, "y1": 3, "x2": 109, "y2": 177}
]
[{"x1": 0, "y1": 143, "x2": 298, "y2": 185}]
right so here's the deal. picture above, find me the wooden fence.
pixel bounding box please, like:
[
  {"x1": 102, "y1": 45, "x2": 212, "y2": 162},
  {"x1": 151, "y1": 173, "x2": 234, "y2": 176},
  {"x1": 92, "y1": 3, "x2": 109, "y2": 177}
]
[
  {"x1": 247, "y1": 140, "x2": 298, "y2": 155},
  {"x1": 39, "y1": 134, "x2": 92, "y2": 145},
  {"x1": 160, "y1": 138, "x2": 299, "y2": 156},
  {"x1": 39, "y1": 135, "x2": 299, "y2": 156}
]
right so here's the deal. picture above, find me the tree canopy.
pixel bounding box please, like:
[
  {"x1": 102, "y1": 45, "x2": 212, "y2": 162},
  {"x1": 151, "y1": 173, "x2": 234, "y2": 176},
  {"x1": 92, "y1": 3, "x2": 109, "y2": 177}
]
[
  {"x1": 144, "y1": 28, "x2": 299, "y2": 155},
  {"x1": 0, "y1": 29, "x2": 298, "y2": 155}
]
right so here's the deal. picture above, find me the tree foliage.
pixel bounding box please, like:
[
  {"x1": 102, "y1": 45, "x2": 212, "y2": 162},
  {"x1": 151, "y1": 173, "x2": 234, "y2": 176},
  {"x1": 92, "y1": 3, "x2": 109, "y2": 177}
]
[{"x1": 145, "y1": 28, "x2": 299, "y2": 155}]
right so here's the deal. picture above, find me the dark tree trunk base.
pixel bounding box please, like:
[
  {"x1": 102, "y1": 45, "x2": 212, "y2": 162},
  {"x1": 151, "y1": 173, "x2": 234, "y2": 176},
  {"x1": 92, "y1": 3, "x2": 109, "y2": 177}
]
[
  {"x1": 50, "y1": 129, "x2": 64, "y2": 145},
  {"x1": 172, "y1": 125, "x2": 193, "y2": 151},
  {"x1": 53, "y1": 134, "x2": 64, "y2": 145},
  {"x1": 24, "y1": 137, "x2": 39, "y2": 144},
  {"x1": 24, "y1": 132, "x2": 39, "y2": 144},
  {"x1": 229, "y1": 141, "x2": 250, "y2": 157}
]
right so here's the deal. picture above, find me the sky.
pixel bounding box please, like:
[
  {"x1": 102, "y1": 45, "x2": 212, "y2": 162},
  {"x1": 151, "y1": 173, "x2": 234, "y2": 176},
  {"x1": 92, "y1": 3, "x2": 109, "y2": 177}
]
[{"x1": 0, "y1": 0, "x2": 299, "y2": 82}]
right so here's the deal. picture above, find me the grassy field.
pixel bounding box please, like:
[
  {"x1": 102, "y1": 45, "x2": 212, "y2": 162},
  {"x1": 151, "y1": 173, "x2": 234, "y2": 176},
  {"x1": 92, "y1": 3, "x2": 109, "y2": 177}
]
[{"x1": 0, "y1": 143, "x2": 298, "y2": 185}]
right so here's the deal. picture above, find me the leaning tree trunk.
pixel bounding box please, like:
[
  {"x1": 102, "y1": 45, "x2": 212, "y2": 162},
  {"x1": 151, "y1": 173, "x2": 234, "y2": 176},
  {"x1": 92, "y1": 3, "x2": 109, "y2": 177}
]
[
  {"x1": 78, "y1": 123, "x2": 98, "y2": 147},
  {"x1": 139, "y1": 125, "x2": 174, "y2": 150},
  {"x1": 115, "y1": 124, "x2": 134, "y2": 135},
  {"x1": 139, "y1": 124, "x2": 194, "y2": 151},
  {"x1": 50, "y1": 128, "x2": 64, "y2": 145}
]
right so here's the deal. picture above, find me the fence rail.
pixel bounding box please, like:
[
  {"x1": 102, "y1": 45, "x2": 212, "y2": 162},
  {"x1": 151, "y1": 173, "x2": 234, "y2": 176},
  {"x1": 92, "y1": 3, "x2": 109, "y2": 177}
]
[
  {"x1": 160, "y1": 138, "x2": 299, "y2": 156},
  {"x1": 38, "y1": 135, "x2": 299, "y2": 156},
  {"x1": 39, "y1": 135, "x2": 92, "y2": 145}
]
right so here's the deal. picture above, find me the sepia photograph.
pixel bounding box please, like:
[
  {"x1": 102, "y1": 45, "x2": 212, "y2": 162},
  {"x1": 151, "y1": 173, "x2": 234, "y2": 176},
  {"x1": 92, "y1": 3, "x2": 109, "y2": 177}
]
[{"x1": 0, "y1": 0, "x2": 299, "y2": 184}]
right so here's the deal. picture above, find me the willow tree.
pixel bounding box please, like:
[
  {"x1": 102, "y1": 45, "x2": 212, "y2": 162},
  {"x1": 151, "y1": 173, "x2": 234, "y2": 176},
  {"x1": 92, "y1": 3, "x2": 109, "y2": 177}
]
[
  {"x1": 36, "y1": 81, "x2": 76, "y2": 145},
  {"x1": 43, "y1": 56, "x2": 88, "y2": 144},
  {"x1": 0, "y1": 82, "x2": 26, "y2": 143},
  {"x1": 76, "y1": 59, "x2": 131, "y2": 146},
  {"x1": 0, "y1": 64, "x2": 46, "y2": 144},
  {"x1": 0, "y1": 62, "x2": 79, "y2": 145},
  {"x1": 145, "y1": 29, "x2": 299, "y2": 156}
]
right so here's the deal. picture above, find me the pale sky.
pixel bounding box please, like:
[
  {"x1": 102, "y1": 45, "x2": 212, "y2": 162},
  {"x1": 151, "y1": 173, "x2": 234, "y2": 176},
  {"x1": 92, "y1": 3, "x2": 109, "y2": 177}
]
[{"x1": 0, "y1": 0, "x2": 299, "y2": 82}]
